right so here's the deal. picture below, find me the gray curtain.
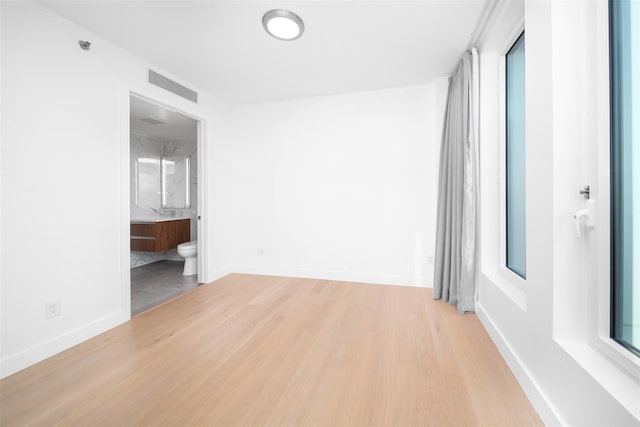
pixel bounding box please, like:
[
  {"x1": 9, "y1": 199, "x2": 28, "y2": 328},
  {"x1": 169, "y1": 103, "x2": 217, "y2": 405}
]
[{"x1": 433, "y1": 50, "x2": 478, "y2": 314}]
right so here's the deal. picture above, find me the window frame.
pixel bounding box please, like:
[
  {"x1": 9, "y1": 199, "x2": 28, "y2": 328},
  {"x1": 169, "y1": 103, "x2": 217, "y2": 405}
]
[
  {"x1": 586, "y1": 0, "x2": 640, "y2": 380},
  {"x1": 498, "y1": 22, "x2": 527, "y2": 291},
  {"x1": 608, "y1": 0, "x2": 640, "y2": 359},
  {"x1": 504, "y1": 31, "x2": 527, "y2": 280}
]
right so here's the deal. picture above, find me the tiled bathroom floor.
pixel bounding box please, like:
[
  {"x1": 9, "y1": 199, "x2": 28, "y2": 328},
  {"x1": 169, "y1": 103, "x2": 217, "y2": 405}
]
[{"x1": 131, "y1": 261, "x2": 198, "y2": 316}]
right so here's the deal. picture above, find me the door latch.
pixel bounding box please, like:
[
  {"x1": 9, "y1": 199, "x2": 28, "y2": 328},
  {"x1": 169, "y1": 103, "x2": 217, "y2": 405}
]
[{"x1": 573, "y1": 199, "x2": 597, "y2": 238}]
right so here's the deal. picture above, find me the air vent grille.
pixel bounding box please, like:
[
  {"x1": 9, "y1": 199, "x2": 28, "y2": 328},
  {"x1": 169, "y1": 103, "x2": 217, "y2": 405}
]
[
  {"x1": 148, "y1": 70, "x2": 198, "y2": 103},
  {"x1": 139, "y1": 117, "x2": 165, "y2": 125}
]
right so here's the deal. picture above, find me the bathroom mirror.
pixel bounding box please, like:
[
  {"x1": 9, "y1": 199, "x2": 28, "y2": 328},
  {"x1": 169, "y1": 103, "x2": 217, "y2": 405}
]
[
  {"x1": 134, "y1": 157, "x2": 160, "y2": 208},
  {"x1": 161, "y1": 155, "x2": 190, "y2": 208}
]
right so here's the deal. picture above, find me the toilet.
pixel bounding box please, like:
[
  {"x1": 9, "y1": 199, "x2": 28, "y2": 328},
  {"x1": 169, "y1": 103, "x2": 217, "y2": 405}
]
[{"x1": 177, "y1": 241, "x2": 197, "y2": 276}]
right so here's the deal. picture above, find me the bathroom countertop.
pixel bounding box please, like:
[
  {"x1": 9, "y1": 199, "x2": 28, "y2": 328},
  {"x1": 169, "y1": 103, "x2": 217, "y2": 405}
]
[{"x1": 130, "y1": 217, "x2": 190, "y2": 224}]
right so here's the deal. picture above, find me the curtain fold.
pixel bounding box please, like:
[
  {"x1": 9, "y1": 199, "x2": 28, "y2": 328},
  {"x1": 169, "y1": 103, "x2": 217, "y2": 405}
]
[{"x1": 433, "y1": 50, "x2": 478, "y2": 314}]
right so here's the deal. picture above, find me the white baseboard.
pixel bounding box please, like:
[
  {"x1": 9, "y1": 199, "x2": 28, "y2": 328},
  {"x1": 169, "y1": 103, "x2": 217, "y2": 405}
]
[
  {"x1": 204, "y1": 264, "x2": 235, "y2": 284},
  {"x1": 231, "y1": 264, "x2": 432, "y2": 288},
  {"x1": 475, "y1": 301, "x2": 564, "y2": 426},
  {"x1": 0, "y1": 310, "x2": 128, "y2": 379}
]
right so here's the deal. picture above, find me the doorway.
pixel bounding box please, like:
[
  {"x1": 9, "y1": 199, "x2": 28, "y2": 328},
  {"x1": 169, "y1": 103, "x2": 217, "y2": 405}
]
[{"x1": 129, "y1": 94, "x2": 201, "y2": 316}]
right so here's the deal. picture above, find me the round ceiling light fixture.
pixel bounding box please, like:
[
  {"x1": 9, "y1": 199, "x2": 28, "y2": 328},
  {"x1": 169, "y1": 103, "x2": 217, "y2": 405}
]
[{"x1": 262, "y1": 9, "x2": 305, "y2": 41}]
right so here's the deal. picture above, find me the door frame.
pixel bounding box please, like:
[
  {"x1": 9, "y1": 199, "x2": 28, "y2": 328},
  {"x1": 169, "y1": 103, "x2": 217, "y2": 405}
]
[{"x1": 120, "y1": 80, "x2": 209, "y2": 319}]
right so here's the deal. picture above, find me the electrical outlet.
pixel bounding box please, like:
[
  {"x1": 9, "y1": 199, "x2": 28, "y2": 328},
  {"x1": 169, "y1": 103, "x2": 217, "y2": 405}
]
[
  {"x1": 257, "y1": 248, "x2": 264, "y2": 256},
  {"x1": 45, "y1": 300, "x2": 61, "y2": 319},
  {"x1": 427, "y1": 255, "x2": 434, "y2": 265}
]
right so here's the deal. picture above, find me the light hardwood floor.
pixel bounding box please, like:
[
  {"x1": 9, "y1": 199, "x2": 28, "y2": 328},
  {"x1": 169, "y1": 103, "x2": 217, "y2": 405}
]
[{"x1": 0, "y1": 274, "x2": 542, "y2": 426}]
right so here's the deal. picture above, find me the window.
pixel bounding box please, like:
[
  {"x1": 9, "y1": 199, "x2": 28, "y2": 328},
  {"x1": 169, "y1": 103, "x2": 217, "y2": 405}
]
[
  {"x1": 505, "y1": 32, "x2": 526, "y2": 279},
  {"x1": 610, "y1": 0, "x2": 639, "y2": 356}
]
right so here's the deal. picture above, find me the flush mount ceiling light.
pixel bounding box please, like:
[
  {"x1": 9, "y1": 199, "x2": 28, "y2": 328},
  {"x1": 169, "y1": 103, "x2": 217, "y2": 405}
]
[{"x1": 262, "y1": 9, "x2": 305, "y2": 41}]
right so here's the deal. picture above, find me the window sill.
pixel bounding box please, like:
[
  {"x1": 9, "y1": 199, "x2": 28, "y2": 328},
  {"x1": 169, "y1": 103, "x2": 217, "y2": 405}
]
[
  {"x1": 556, "y1": 339, "x2": 640, "y2": 421},
  {"x1": 592, "y1": 335, "x2": 640, "y2": 382},
  {"x1": 480, "y1": 266, "x2": 527, "y2": 311}
]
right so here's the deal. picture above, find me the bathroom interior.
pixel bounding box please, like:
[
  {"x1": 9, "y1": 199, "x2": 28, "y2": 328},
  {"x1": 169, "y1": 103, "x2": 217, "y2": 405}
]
[{"x1": 130, "y1": 95, "x2": 199, "y2": 316}]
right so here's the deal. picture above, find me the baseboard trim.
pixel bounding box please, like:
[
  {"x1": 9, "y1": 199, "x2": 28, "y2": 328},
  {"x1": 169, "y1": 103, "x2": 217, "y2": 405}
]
[
  {"x1": 475, "y1": 301, "x2": 564, "y2": 426},
  {"x1": 231, "y1": 264, "x2": 432, "y2": 288},
  {"x1": 205, "y1": 264, "x2": 235, "y2": 284},
  {"x1": 0, "y1": 310, "x2": 128, "y2": 379}
]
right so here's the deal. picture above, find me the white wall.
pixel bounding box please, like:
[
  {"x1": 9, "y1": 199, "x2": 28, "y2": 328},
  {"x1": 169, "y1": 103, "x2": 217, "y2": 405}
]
[
  {"x1": 230, "y1": 84, "x2": 447, "y2": 287},
  {"x1": 476, "y1": 1, "x2": 640, "y2": 425},
  {"x1": 0, "y1": 1, "x2": 232, "y2": 377}
]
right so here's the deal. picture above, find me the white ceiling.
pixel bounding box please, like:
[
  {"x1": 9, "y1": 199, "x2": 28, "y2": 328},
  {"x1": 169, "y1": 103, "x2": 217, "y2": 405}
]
[
  {"x1": 130, "y1": 95, "x2": 197, "y2": 139},
  {"x1": 40, "y1": 1, "x2": 488, "y2": 105}
]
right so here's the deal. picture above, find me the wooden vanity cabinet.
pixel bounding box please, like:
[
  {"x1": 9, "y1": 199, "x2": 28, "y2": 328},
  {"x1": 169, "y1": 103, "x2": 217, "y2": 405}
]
[{"x1": 130, "y1": 219, "x2": 190, "y2": 252}]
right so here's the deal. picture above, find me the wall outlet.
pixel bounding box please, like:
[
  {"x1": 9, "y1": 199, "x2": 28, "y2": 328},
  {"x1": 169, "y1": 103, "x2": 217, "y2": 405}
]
[
  {"x1": 256, "y1": 248, "x2": 264, "y2": 256},
  {"x1": 427, "y1": 255, "x2": 434, "y2": 265},
  {"x1": 45, "y1": 300, "x2": 61, "y2": 319}
]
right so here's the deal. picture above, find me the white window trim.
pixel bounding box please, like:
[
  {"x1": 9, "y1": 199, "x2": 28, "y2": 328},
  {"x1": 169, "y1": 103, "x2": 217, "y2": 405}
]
[
  {"x1": 478, "y1": 14, "x2": 527, "y2": 312},
  {"x1": 553, "y1": 1, "x2": 640, "y2": 420},
  {"x1": 498, "y1": 19, "x2": 527, "y2": 293},
  {"x1": 592, "y1": 0, "x2": 640, "y2": 381}
]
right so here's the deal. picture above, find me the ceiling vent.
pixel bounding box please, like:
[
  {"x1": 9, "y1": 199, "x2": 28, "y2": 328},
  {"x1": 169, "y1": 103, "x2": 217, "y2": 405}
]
[
  {"x1": 148, "y1": 70, "x2": 198, "y2": 103},
  {"x1": 139, "y1": 117, "x2": 165, "y2": 125}
]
